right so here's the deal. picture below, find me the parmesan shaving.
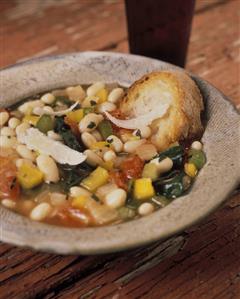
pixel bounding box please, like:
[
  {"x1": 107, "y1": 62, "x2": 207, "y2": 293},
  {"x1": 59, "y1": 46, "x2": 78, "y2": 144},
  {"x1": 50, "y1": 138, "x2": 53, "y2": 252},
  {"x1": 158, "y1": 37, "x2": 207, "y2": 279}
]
[
  {"x1": 18, "y1": 128, "x2": 86, "y2": 165},
  {"x1": 34, "y1": 102, "x2": 79, "y2": 116},
  {"x1": 105, "y1": 103, "x2": 170, "y2": 130}
]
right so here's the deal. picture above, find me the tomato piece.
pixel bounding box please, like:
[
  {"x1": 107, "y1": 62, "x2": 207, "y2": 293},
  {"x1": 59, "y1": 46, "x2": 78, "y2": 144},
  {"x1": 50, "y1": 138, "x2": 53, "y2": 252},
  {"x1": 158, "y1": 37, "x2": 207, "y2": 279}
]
[
  {"x1": 110, "y1": 170, "x2": 128, "y2": 190},
  {"x1": 0, "y1": 156, "x2": 20, "y2": 200},
  {"x1": 120, "y1": 155, "x2": 144, "y2": 179},
  {"x1": 53, "y1": 207, "x2": 92, "y2": 227}
]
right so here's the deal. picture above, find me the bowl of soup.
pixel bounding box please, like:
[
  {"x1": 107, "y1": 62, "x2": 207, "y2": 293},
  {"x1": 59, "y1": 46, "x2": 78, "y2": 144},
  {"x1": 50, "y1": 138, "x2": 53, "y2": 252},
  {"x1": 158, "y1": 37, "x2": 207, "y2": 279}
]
[{"x1": 0, "y1": 52, "x2": 239, "y2": 254}]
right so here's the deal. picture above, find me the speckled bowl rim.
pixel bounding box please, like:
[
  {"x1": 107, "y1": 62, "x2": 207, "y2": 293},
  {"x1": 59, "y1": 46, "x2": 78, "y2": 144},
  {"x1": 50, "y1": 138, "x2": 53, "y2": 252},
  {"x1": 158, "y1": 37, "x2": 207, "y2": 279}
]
[{"x1": 0, "y1": 51, "x2": 239, "y2": 255}]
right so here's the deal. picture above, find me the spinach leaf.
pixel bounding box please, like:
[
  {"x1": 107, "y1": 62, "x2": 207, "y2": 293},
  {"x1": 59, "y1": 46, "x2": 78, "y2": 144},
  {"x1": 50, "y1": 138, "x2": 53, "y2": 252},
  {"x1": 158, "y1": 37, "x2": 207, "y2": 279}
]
[
  {"x1": 153, "y1": 171, "x2": 185, "y2": 199},
  {"x1": 54, "y1": 116, "x2": 85, "y2": 152},
  {"x1": 157, "y1": 146, "x2": 184, "y2": 167},
  {"x1": 59, "y1": 162, "x2": 93, "y2": 191},
  {"x1": 53, "y1": 96, "x2": 73, "y2": 107}
]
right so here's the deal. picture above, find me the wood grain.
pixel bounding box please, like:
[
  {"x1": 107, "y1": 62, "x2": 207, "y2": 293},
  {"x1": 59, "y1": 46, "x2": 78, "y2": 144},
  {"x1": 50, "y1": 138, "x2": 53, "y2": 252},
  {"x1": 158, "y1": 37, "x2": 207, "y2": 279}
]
[{"x1": 0, "y1": 0, "x2": 239, "y2": 298}]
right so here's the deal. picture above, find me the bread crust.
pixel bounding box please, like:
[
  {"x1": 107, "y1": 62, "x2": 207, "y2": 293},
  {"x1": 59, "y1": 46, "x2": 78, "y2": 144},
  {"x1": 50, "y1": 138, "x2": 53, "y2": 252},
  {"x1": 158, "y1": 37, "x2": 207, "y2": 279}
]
[{"x1": 120, "y1": 71, "x2": 204, "y2": 151}]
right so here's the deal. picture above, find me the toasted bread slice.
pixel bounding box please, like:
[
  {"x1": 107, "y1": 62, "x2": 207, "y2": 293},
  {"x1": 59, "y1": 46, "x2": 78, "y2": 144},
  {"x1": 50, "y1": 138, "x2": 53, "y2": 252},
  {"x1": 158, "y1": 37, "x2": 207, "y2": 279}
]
[{"x1": 120, "y1": 71, "x2": 204, "y2": 151}]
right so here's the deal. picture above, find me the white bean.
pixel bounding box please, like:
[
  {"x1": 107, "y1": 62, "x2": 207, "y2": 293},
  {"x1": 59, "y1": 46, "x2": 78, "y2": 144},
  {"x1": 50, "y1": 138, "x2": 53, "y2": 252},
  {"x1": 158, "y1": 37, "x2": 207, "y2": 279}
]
[
  {"x1": 79, "y1": 113, "x2": 104, "y2": 133},
  {"x1": 123, "y1": 139, "x2": 146, "y2": 153},
  {"x1": 16, "y1": 144, "x2": 36, "y2": 161},
  {"x1": 0, "y1": 127, "x2": 16, "y2": 137},
  {"x1": 81, "y1": 132, "x2": 97, "y2": 148},
  {"x1": 135, "y1": 143, "x2": 157, "y2": 161},
  {"x1": 66, "y1": 85, "x2": 86, "y2": 102},
  {"x1": 150, "y1": 157, "x2": 173, "y2": 174},
  {"x1": 138, "y1": 203, "x2": 154, "y2": 216},
  {"x1": 95, "y1": 183, "x2": 117, "y2": 201},
  {"x1": 50, "y1": 193, "x2": 67, "y2": 206},
  {"x1": 87, "y1": 82, "x2": 105, "y2": 97},
  {"x1": 70, "y1": 186, "x2": 91, "y2": 198},
  {"x1": 16, "y1": 122, "x2": 30, "y2": 136},
  {"x1": 1, "y1": 199, "x2": 16, "y2": 209},
  {"x1": 0, "y1": 111, "x2": 9, "y2": 127},
  {"x1": 133, "y1": 126, "x2": 152, "y2": 139},
  {"x1": 81, "y1": 96, "x2": 100, "y2": 108},
  {"x1": 191, "y1": 141, "x2": 203, "y2": 151},
  {"x1": 30, "y1": 202, "x2": 52, "y2": 221},
  {"x1": 91, "y1": 130, "x2": 103, "y2": 141},
  {"x1": 47, "y1": 130, "x2": 62, "y2": 141},
  {"x1": 97, "y1": 102, "x2": 116, "y2": 113},
  {"x1": 43, "y1": 106, "x2": 54, "y2": 113},
  {"x1": 0, "y1": 136, "x2": 17, "y2": 148},
  {"x1": 104, "y1": 188, "x2": 127, "y2": 209},
  {"x1": 41, "y1": 93, "x2": 55, "y2": 104},
  {"x1": 83, "y1": 149, "x2": 103, "y2": 167},
  {"x1": 18, "y1": 100, "x2": 44, "y2": 115},
  {"x1": 103, "y1": 150, "x2": 117, "y2": 162},
  {"x1": 8, "y1": 117, "x2": 20, "y2": 129},
  {"x1": 108, "y1": 88, "x2": 124, "y2": 104},
  {"x1": 36, "y1": 154, "x2": 59, "y2": 183},
  {"x1": 106, "y1": 135, "x2": 123, "y2": 153},
  {"x1": 15, "y1": 158, "x2": 34, "y2": 168}
]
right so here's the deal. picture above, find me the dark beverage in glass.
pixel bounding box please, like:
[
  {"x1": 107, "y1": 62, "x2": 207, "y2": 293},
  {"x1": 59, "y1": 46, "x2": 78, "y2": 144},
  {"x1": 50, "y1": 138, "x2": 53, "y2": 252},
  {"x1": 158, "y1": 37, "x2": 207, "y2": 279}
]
[{"x1": 125, "y1": 0, "x2": 195, "y2": 67}]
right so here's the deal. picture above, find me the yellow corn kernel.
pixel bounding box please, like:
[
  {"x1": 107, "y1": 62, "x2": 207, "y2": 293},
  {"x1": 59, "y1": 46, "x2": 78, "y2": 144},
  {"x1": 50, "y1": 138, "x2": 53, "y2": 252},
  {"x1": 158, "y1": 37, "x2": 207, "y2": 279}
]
[
  {"x1": 17, "y1": 164, "x2": 43, "y2": 189},
  {"x1": 184, "y1": 163, "x2": 198, "y2": 178},
  {"x1": 81, "y1": 166, "x2": 109, "y2": 192},
  {"x1": 66, "y1": 109, "x2": 84, "y2": 122},
  {"x1": 96, "y1": 88, "x2": 108, "y2": 103},
  {"x1": 23, "y1": 115, "x2": 40, "y2": 126},
  {"x1": 134, "y1": 178, "x2": 155, "y2": 200},
  {"x1": 71, "y1": 195, "x2": 88, "y2": 209},
  {"x1": 90, "y1": 141, "x2": 110, "y2": 150},
  {"x1": 100, "y1": 160, "x2": 114, "y2": 170}
]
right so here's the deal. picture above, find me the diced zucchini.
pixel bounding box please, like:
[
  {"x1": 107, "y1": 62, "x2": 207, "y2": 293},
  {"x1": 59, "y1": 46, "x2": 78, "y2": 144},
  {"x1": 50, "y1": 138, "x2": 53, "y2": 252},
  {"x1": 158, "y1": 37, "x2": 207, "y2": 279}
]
[
  {"x1": 188, "y1": 149, "x2": 206, "y2": 169},
  {"x1": 36, "y1": 114, "x2": 54, "y2": 133},
  {"x1": 66, "y1": 109, "x2": 84, "y2": 122},
  {"x1": 17, "y1": 164, "x2": 43, "y2": 189},
  {"x1": 98, "y1": 120, "x2": 113, "y2": 139},
  {"x1": 71, "y1": 195, "x2": 88, "y2": 209},
  {"x1": 96, "y1": 88, "x2": 108, "y2": 103},
  {"x1": 81, "y1": 166, "x2": 109, "y2": 192},
  {"x1": 134, "y1": 178, "x2": 155, "y2": 200},
  {"x1": 142, "y1": 163, "x2": 159, "y2": 181}
]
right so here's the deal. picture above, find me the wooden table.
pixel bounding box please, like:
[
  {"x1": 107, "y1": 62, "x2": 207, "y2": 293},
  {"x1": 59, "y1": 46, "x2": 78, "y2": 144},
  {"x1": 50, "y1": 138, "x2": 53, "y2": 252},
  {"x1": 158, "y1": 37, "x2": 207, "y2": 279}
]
[{"x1": 0, "y1": 1, "x2": 239, "y2": 298}]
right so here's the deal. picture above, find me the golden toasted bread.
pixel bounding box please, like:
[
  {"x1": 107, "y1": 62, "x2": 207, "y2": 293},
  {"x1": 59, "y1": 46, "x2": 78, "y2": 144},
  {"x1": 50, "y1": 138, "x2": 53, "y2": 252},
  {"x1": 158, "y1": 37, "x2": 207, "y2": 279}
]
[{"x1": 120, "y1": 71, "x2": 204, "y2": 151}]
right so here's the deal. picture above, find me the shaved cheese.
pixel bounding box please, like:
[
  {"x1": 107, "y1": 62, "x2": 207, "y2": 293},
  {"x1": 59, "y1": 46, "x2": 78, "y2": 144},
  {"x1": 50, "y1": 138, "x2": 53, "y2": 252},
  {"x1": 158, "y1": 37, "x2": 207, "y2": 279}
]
[
  {"x1": 18, "y1": 128, "x2": 86, "y2": 165},
  {"x1": 34, "y1": 102, "x2": 79, "y2": 116},
  {"x1": 105, "y1": 103, "x2": 170, "y2": 130}
]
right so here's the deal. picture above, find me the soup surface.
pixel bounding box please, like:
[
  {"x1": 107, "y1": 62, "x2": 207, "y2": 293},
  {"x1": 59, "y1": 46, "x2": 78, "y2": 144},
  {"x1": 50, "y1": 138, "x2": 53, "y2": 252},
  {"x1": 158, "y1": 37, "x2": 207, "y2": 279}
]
[{"x1": 0, "y1": 82, "x2": 206, "y2": 227}]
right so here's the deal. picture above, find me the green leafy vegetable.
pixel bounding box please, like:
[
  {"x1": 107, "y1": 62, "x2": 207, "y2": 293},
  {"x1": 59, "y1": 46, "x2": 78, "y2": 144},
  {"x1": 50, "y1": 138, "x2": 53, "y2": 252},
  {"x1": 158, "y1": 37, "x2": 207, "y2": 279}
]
[
  {"x1": 36, "y1": 114, "x2": 54, "y2": 134},
  {"x1": 59, "y1": 162, "x2": 93, "y2": 191},
  {"x1": 54, "y1": 96, "x2": 73, "y2": 107},
  {"x1": 153, "y1": 171, "x2": 185, "y2": 199},
  {"x1": 151, "y1": 195, "x2": 171, "y2": 207},
  {"x1": 157, "y1": 146, "x2": 184, "y2": 167},
  {"x1": 54, "y1": 116, "x2": 84, "y2": 151},
  {"x1": 98, "y1": 120, "x2": 113, "y2": 139}
]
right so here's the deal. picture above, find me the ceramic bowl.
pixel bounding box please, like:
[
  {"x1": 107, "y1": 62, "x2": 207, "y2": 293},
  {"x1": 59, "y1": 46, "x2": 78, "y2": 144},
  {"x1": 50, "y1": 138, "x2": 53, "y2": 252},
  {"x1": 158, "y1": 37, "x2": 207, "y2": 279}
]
[{"x1": 0, "y1": 52, "x2": 239, "y2": 254}]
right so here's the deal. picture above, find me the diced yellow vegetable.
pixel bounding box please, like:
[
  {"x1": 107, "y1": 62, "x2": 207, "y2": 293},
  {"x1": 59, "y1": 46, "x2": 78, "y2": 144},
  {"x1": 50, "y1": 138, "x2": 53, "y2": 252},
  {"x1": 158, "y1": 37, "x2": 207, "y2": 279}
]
[
  {"x1": 23, "y1": 115, "x2": 40, "y2": 126},
  {"x1": 71, "y1": 195, "x2": 88, "y2": 209},
  {"x1": 134, "y1": 178, "x2": 155, "y2": 200},
  {"x1": 184, "y1": 163, "x2": 198, "y2": 178},
  {"x1": 66, "y1": 109, "x2": 84, "y2": 122},
  {"x1": 90, "y1": 141, "x2": 110, "y2": 150},
  {"x1": 100, "y1": 161, "x2": 114, "y2": 170},
  {"x1": 81, "y1": 166, "x2": 109, "y2": 192},
  {"x1": 17, "y1": 164, "x2": 43, "y2": 189},
  {"x1": 142, "y1": 163, "x2": 159, "y2": 181},
  {"x1": 96, "y1": 88, "x2": 108, "y2": 103}
]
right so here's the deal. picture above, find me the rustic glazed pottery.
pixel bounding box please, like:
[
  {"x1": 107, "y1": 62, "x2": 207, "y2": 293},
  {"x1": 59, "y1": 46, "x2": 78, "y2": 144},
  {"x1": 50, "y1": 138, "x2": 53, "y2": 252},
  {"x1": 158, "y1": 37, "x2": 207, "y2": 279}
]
[{"x1": 0, "y1": 52, "x2": 239, "y2": 254}]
